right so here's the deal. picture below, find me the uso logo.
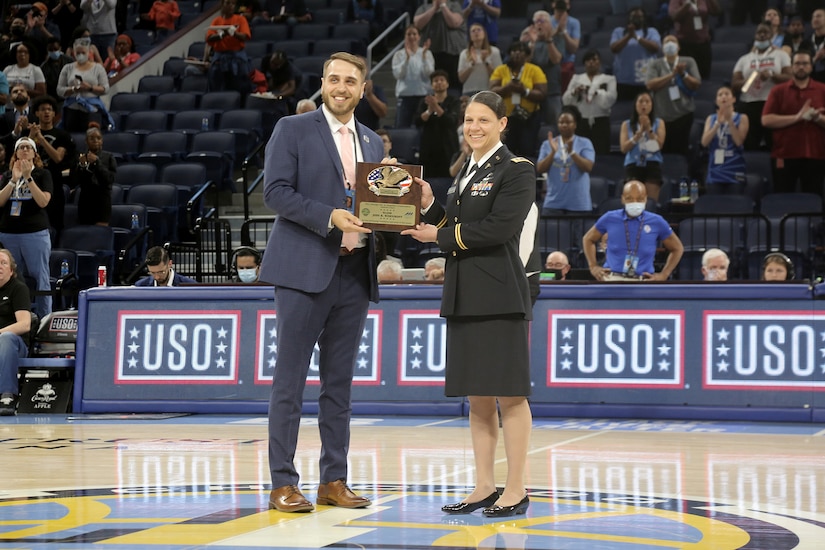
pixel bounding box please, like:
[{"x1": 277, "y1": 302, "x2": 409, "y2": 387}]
[
  {"x1": 115, "y1": 311, "x2": 240, "y2": 383},
  {"x1": 398, "y1": 311, "x2": 446, "y2": 385},
  {"x1": 548, "y1": 311, "x2": 684, "y2": 388}
]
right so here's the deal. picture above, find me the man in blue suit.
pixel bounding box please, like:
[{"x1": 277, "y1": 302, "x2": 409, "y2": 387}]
[
  {"x1": 134, "y1": 246, "x2": 197, "y2": 286},
  {"x1": 260, "y1": 52, "x2": 384, "y2": 513}
]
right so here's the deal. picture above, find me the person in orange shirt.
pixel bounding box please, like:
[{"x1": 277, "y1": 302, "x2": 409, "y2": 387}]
[
  {"x1": 206, "y1": 0, "x2": 251, "y2": 94},
  {"x1": 142, "y1": 0, "x2": 181, "y2": 42}
]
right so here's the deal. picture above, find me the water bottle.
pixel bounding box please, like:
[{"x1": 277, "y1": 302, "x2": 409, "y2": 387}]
[
  {"x1": 131, "y1": 211, "x2": 139, "y2": 230},
  {"x1": 679, "y1": 177, "x2": 688, "y2": 200},
  {"x1": 60, "y1": 259, "x2": 69, "y2": 278},
  {"x1": 201, "y1": 116, "x2": 209, "y2": 131},
  {"x1": 690, "y1": 179, "x2": 699, "y2": 202}
]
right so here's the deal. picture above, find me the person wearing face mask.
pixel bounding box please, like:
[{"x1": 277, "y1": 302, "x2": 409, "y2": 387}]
[
  {"x1": 0, "y1": 18, "x2": 43, "y2": 69},
  {"x1": 645, "y1": 35, "x2": 701, "y2": 155},
  {"x1": 543, "y1": 250, "x2": 570, "y2": 281},
  {"x1": 732, "y1": 23, "x2": 791, "y2": 151},
  {"x1": 40, "y1": 37, "x2": 72, "y2": 109},
  {"x1": 56, "y1": 38, "x2": 113, "y2": 133},
  {"x1": 609, "y1": 8, "x2": 661, "y2": 101},
  {"x1": 232, "y1": 246, "x2": 262, "y2": 283},
  {"x1": 582, "y1": 180, "x2": 683, "y2": 282},
  {"x1": 701, "y1": 248, "x2": 729, "y2": 281}
]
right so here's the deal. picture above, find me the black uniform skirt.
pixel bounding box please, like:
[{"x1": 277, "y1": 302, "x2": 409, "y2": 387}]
[{"x1": 444, "y1": 315, "x2": 531, "y2": 397}]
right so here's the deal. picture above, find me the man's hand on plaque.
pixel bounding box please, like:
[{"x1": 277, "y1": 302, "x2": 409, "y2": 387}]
[
  {"x1": 332, "y1": 208, "x2": 372, "y2": 233},
  {"x1": 401, "y1": 223, "x2": 438, "y2": 243}
]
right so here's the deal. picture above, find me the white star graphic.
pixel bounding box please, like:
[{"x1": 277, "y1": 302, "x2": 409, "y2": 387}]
[
  {"x1": 410, "y1": 342, "x2": 423, "y2": 354},
  {"x1": 128, "y1": 342, "x2": 139, "y2": 354},
  {"x1": 658, "y1": 327, "x2": 671, "y2": 340},
  {"x1": 216, "y1": 343, "x2": 228, "y2": 354},
  {"x1": 127, "y1": 357, "x2": 138, "y2": 368},
  {"x1": 216, "y1": 327, "x2": 228, "y2": 339},
  {"x1": 820, "y1": 347, "x2": 825, "y2": 358},
  {"x1": 717, "y1": 344, "x2": 729, "y2": 356},
  {"x1": 561, "y1": 327, "x2": 573, "y2": 339},
  {"x1": 410, "y1": 357, "x2": 422, "y2": 369},
  {"x1": 658, "y1": 360, "x2": 670, "y2": 371},
  {"x1": 268, "y1": 342, "x2": 277, "y2": 353},
  {"x1": 359, "y1": 342, "x2": 369, "y2": 354},
  {"x1": 560, "y1": 343, "x2": 573, "y2": 355},
  {"x1": 268, "y1": 357, "x2": 276, "y2": 368},
  {"x1": 362, "y1": 327, "x2": 370, "y2": 339},
  {"x1": 657, "y1": 343, "x2": 671, "y2": 355},
  {"x1": 129, "y1": 327, "x2": 140, "y2": 339},
  {"x1": 561, "y1": 359, "x2": 572, "y2": 370},
  {"x1": 216, "y1": 357, "x2": 226, "y2": 368},
  {"x1": 269, "y1": 326, "x2": 277, "y2": 339},
  {"x1": 717, "y1": 360, "x2": 729, "y2": 372},
  {"x1": 357, "y1": 357, "x2": 368, "y2": 369},
  {"x1": 411, "y1": 326, "x2": 423, "y2": 339},
  {"x1": 717, "y1": 327, "x2": 730, "y2": 341}
]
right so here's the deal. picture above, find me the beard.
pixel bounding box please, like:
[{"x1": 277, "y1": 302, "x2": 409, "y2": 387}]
[{"x1": 321, "y1": 89, "x2": 359, "y2": 119}]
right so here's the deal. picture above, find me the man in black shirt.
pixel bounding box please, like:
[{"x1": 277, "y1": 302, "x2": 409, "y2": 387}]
[{"x1": 0, "y1": 249, "x2": 33, "y2": 416}]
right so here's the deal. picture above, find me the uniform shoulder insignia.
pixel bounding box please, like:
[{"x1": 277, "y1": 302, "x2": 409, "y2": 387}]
[{"x1": 511, "y1": 156, "x2": 534, "y2": 165}]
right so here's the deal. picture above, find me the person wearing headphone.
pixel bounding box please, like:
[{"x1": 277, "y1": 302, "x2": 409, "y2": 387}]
[
  {"x1": 233, "y1": 246, "x2": 261, "y2": 283},
  {"x1": 762, "y1": 252, "x2": 794, "y2": 281}
]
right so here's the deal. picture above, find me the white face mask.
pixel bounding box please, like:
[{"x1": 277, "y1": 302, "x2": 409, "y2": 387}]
[
  {"x1": 238, "y1": 268, "x2": 258, "y2": 283},
  {"x1": 662, "y1": 42, "x2": 678, "y2": 56},
  {"x1": 75, "y1": 52, "x2": 88, "y2": 64},
  {"x1": 624, "y1": 202, "x2": 645, "y2": 217},
  {"x1": 705, "y1": 268, "x2": 721, "y2": 281}
]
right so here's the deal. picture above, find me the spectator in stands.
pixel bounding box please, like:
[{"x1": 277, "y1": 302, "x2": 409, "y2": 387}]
[
  {"x1": 763, "y1": 7, "x2": 784, "y2": 48},
  {"x1": 142, "y1": 0, "x2": 181, "y2": 43},
  {"x1": 295, "y1": 98, "x2": 316, "y2": 113},
  {"x1": 551, "y1": 0, "x2": 580, "y2": 93},
  {"x1": 490, "y1": 41, "x2": 548, "y2": 158},
  {"x1": 562, "y1": 49, "x2": 617, "y2": 155},
  {"x1": 762, "y1": 252, "x2": 794, "y2": 281},
  {"x1": 462, "y1": 0, "x2": 499, "y2": 46},
  {"x1": 392, "y1": 25, "x2": 435, "y2": 127},
  {"x1": 57, "y1": 37, "x2": 112, "y2": 133},
  {"x1": 377, "y1": 259, "x2": 404, "y2": 283},
  {"x1": 30, "y1": 95, "x2": 74, "y2": 236},
  {"x1": 732, "y1": 23, "x2": 791, "y2": 151},
  {"x1": 668, "y1": 0, "x2": 720, "y2": 80},
  {"x1": 620, "y1": 91, "x2": 665, "y2": 201},
  {"x1": 810, "y1": 9, "x2": 825, "y2": 83},
  {"x1": 0, "y1": 144, "x2": 7, "y2": 172},
  {"x1": 583, "y1": 180, "x2": 683, "y2": 281},
  {"x1": 0, "y1": 137, "x2": 53, "y2": 318},
  {"x1": 4, "y1": 44, "x2": 47, "y2": 98},
  {"x1": 355, "y1": 59, "x2": 388, "y2": 130},
  {"x1": 135, "y1": 246, "x2": 197, "y2": 286},
  {"x1": 538, "y1": 105, "x2": 595, "y2": 216},
  {"x1": 544, "y1": 250, "x2": 570, "y2": 280},
  {"x1": 0, "y1": 72, "x2": 8, "y2": 119},
  {"x1": 701, "y1": 248, "x2": 729, "y2": 281},
  {"x1": 416, "y1": 69, "x2": 460, "y2": 177},
  {"x1": 424, "y1": 256, "x2": 445, "y2": 281},
  {"x1": 610, "y1": 7, "x2": 660, "y2": 101},
  {"x1": 266, "y1": 0, "x2": 312, "y2": 26},
  {"x1": 457, "y1": 23, "x2": 501, "y2": 97},
  {"x1": 781, "y1": 16, "x2": 813, "y2": 58},
  {"x1": 80, "y1": 0, "x2": 117, "y2": 59},
  {"x1": 206, "y1": 0, "x2": 252, "y2": 95},
  {"x1": 70, "y1": 123, "x2": 115, "y2": 226},
  {"x1": 701, "y1": 86, "x2": 749, "y2": 195},
  {"x1": 414, "y1": 0, "x2": 466, "y2": 91},
  {"x1": 51, "y1": 0, "x2": 83, "y2": 52},
  {"x1": 521, "y1": 9, "x2": 563, "y2": 125},
  {"x1": 376, "y1": 128, "x2": 392, "y2": 157},
  {"x1": 66, "y1": 27, "x2": 103, "y2": 65},
  {"x1": 347, "y1": 0, "x2": 384, "y2": 40},
  {"x1": 25, "y1": 3, "x2": 60, "y2": 60},
  {"x1": 0, "y1": 84, "x2": 36, "y2": 145},
  {"x1": 233, "y1": 246, "x2": 262, "y2": 283},
  {"x1": 40, "y1": 38, "x2": 72, "y2": 108},
  {"x1": 0, "y1": 248, "x2": 33, "y2": 416},
  {"x1": 263, "y1": 50, "x2": 298, "y2": 115},
  {"x1": 103, "y1": 34, "x2": 140, "y2": 78},
  {"x1": 645, "y1": 35, "x2": 701, "y2": 154},
  {"x1": 0, "y1": 18, "x2": 43, "y2": 69},
  {"x1": 761, "y1": 49, "x2": 825, "y2": 195}
]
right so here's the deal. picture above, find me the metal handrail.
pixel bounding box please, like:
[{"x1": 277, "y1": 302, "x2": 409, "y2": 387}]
[{"x1": 241, "y1": 140, "x2": 268, "y2": 221}]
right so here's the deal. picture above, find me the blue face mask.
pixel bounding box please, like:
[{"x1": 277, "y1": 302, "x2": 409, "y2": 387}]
[
  {"x1": 754, "y1": 39, "x2": 771, "y2": 50},
  {"x1": 238, "y1": 268, "x2": 258, "y2": 283},
  {"x1": 624, "y1": 202, "x2": 645, "y2": 218},
  {"x1": 48, "y1": 50, "x2": 61, "y2": 60}
]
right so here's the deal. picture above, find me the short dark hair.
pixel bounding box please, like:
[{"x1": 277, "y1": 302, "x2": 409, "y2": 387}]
[
  {"x1": 234, "y1": 246, "x2": 261, "y2": 265},
  {"x1": 582, "y1": 48, "x2": 600, "y2": 63},
  {"x1": 145, "y1": 246, "x2": 169, "y2": 267},
  {"x1": 32, "y1": 95, "x2": 57, "y2": 112},
  {"x1": 468, "y1": 91, "x2": 506, "y2": 119},
  {"x1": 560, "y1": 104, "x2": 581, "y2": 125},
  {"x1": 430, "y1": 69, "x2": 449, "y2": 82},
  {"x1": 508, "y1": 40, "x2": 531, "y2": 56}
]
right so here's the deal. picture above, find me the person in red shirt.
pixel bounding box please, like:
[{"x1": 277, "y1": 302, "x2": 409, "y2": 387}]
[
  {"x1": 762, "y1": 49, "x2": 825, "y2": 194},
  {"x1": 103, "y1": 34, "x2": 140, "y2": 76},
  {"x1": 206, "y1": 0, "x2": 251, "y2": 94},
  {"x1": 142, "y1": 0, "x2": 181, "y2": 42}
]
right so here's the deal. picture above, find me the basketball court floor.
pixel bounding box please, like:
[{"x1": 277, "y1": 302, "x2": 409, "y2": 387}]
[{"x1": 2, "y1": 414, "x2": 824, "y2": 549}]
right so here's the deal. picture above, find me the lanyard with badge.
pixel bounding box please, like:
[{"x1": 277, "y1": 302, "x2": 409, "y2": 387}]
[
  {"x1": 10, "y1": 176, "x2": 26, "y2": 216},
  {"x1": 556, "y1": 136, "x2": 570, "y2": 182},
  {"x1": 623, "y1": 213, "x2": 644, "y2": 277},
  {"x1": 714, "y1": 118, "x2": 729, "y2": 165},
  {"x1": 667, "y1": 57, "x2": 681, "y2": 101}
]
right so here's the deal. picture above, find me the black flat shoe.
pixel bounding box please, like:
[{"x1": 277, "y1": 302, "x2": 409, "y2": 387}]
[
  {"x1": 441, "y1": 491, "x2": 499, "y2": 514},
  {"x1": 482, "y1": 495, "x2": 529, "y2": 517}
]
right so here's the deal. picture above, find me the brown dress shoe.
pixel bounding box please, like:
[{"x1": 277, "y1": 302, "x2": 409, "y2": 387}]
[
  {"x1": 316, "y1": 479, "x2": 371, "y2": 508},
  {"x1": 269, "y1": 484, "x2": 314, "y2": 513}
]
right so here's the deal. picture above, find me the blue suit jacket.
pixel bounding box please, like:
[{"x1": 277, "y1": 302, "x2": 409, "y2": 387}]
[
  {"x1": 134, "y1": 271, "x2": 197, "y2": 286},
  {"x1": 259, "y1": 108, "x2": 384, "y2": 302}
]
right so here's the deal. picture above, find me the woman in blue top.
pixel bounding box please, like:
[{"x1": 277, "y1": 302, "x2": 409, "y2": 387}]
[
  {"x1": 620, "y1": 91, "x2": 666, "y2": 202},
  {"x1": 609, "y1": 7, "x2": 661, "y2": 100},
  {"x1": 538, "y1": 105, "x2": 595, "y2": 215},
  {"x1": 700, "y1": 85, "x2": 749, "y2": 195}
]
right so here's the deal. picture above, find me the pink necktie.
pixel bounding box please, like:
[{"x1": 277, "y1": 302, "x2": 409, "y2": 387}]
[{"x1": 338, "y1": 126, "x2": 359, "y2": 251}]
